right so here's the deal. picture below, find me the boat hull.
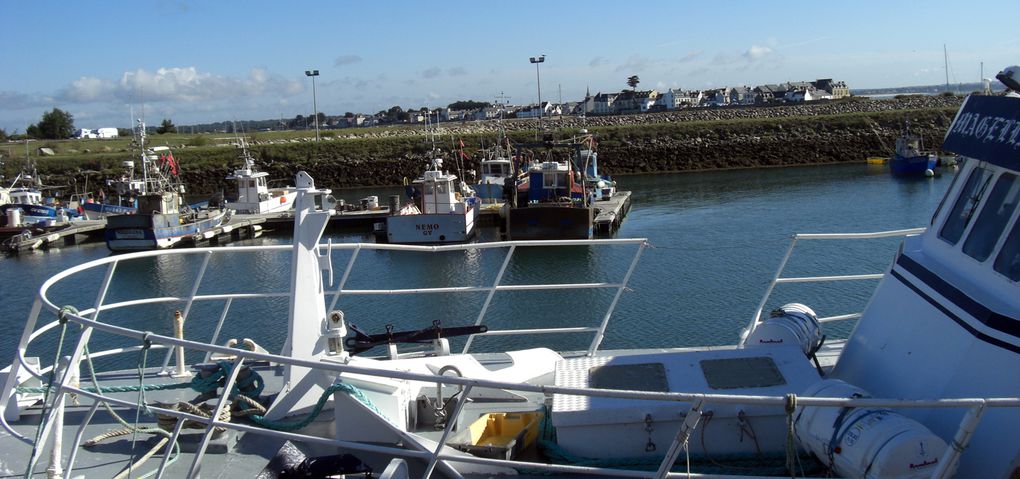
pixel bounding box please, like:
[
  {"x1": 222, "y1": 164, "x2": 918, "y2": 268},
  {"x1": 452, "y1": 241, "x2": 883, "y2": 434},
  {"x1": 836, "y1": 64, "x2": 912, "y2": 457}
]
[
  {"x1": 889, "y1": 153, "x2": 937, "y2": 176},
  {"x1": 506, "y1": 206, "x2": 593, "y2": 240},
  {"x1": 105, "y1": 210, "x2": 227, "y2": 251},
  {"x1": 81, "y1": 202, "x2": 136, "y2": 220},
  {"x1": 383, "y1": 207, "x2": 477, "y2": 244}
]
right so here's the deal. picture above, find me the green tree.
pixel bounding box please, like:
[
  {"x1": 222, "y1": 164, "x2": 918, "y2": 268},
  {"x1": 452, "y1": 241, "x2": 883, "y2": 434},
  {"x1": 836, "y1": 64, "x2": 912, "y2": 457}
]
[
  {"x1": 26, "y1": 108, "x2": 75, "y2": 139},
  {"x1": 627, "y1": 75, "x2": 640, "y2": 91},
  {"x1": 0, "y1": 128, "x2": 7, "y2": 142},
  {"x1": 156, "y1": 118, "x2": 177, "y2": 134}
]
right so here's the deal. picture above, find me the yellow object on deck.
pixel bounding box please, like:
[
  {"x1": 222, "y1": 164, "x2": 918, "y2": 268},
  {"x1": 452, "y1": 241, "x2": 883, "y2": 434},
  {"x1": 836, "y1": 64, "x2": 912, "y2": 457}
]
[
  {"x1": 452, "y1": 411, "x2": 544, "y2": 460},
  {"x1": 867, "y1": 156, "x2": 889, "y2": 165}
]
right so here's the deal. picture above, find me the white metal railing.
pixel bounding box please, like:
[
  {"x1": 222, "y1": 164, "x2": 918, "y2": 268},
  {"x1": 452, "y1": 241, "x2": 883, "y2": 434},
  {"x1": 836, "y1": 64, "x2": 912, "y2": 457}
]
[
  {"x1": 740, "y1": 228, "x2": 926, "y2": 345},
  {"x1": 1, "y1": 236, "x2": 1014, "y2": 479}
]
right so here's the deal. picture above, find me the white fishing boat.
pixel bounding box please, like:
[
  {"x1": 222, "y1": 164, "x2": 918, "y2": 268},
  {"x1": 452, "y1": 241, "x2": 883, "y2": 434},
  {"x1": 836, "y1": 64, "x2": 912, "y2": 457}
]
[
  {"x1": 378, "y1": 155, "x2": 479, "y2": 244},
  {"x1": 224, "y1": 138, "x2": 296, "y2": 215},
  {"x1": 1, "y1": 87, "x2": 1019, "y2": 478}
]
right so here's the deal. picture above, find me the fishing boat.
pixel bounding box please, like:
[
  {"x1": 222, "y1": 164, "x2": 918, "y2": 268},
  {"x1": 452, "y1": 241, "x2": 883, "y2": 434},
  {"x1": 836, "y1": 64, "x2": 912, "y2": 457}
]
[
  {"x1": 474, "y1": 141, "x2": 515, "y2": 204},
  {"x1": 504, "y1": 136, "x2": 601, "y2": 240},
  {"x1": 0, "y1": 156, "x2": 78, "y2": 228},
  {"x1": 224, "y1": 138, "x2": 296, "y2": 215},
  {"x1": 2, "y1": 90, "x2": 1019, "y2": 478},
  {"x1": 889, "y1": 127, "x2": 939, "y2": 176},
  {"x1": 80, "y1": 160, "x2": 146, "y2": 220},
  {"x1": 377, "y1": 155, "x2": 479, "y2": 244},
  {"x1": 104, "y1": 120, "x2": 228, "y2": 251}
]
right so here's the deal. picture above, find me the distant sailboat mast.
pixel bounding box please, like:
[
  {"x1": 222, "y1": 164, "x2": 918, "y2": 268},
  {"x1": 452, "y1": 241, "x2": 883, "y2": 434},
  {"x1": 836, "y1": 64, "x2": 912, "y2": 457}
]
[{"x1": 944, "y1": 44, "x2": 951, "y2": 93}]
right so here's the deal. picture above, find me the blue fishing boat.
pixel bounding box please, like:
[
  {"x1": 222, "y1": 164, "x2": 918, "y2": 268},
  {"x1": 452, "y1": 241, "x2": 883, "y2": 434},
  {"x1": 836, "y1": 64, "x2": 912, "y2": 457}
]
[
  {"x1": 104, "y1": 120, "x2": 228, "y2": 251},
  {"x1": 0, "y1": 158, "x2": 77, "y2": 227},
  {"x1": 80, "y1": 160, "x2": 145, "y2": 219},
  {"x1": 890, "y1": 131, "x2": 938, "y2": 176},
  {"x1": 504, "y1": 134, "x2": 602, "y2": 240}
]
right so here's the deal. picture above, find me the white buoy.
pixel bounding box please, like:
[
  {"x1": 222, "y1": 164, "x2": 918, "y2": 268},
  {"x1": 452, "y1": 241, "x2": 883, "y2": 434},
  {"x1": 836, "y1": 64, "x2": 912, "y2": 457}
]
[{"x1": 924, "y1": 169, "x2": 935, "y2": 177}]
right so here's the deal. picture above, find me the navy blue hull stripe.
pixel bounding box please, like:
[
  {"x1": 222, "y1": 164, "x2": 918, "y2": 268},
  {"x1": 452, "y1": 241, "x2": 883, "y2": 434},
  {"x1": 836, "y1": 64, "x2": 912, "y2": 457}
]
[
  {"x1": 896, "y1": 254, "x2": 1020, "y2": 335},
  {"x1": 891, "y1": 256, "x2": 1020, "y2": 354}
]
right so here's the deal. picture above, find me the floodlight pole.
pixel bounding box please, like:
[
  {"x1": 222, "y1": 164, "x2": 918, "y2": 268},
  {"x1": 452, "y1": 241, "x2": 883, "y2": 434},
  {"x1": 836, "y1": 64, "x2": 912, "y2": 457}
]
[
  {"x1": 529, "y1": 55, "x2": 545, "y2": 137},
  {"x1": 305, "y1": 69, "x2": 320, "y2": 141}
]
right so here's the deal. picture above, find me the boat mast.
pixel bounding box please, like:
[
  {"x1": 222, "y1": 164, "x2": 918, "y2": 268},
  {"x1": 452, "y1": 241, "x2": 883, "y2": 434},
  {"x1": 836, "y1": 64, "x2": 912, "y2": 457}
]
[{"x1": 944, "y1": 44, "x2": 950, "y2": 93}]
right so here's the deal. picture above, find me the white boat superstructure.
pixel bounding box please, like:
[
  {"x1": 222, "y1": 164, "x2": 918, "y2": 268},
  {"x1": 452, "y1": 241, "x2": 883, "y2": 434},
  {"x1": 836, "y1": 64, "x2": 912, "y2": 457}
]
[
  {"x1": 2, "y1": 92, "x2": 1020, "y2": 478},
  {"x1": 224, "y1": 138, "x2": 296, "y2": 215},
  {"x1": 382, "y1": 156, "x2": 479, "y2": 244}
]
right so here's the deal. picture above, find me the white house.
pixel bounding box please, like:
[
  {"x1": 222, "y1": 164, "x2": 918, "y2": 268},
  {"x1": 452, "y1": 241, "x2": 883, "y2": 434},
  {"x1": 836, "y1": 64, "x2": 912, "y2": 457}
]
[{"x1": 97, "y1": 128, "x2": 118, "y2": 139}]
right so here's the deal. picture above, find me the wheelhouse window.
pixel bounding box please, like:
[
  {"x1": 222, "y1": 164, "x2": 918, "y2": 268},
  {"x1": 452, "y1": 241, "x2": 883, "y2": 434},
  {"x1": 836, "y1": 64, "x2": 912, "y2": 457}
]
[
  {"x1": 544, "y1": 172, "x2": 566, "y2": 189},
  {"x1": 994, "y1": 215, "x2": 1020, "y2": 281},
  {"x1": 939, "y1": 166, "x2": 994, "y2": 245},
  {"x1": 963, "y1": 173, "x2": 1019, "y2": 262}
]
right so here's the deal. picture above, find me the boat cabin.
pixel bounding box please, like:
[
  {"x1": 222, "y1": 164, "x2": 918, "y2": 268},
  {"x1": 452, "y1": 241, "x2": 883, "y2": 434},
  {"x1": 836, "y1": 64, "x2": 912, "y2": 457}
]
[
  {"x1": 526, "y1": 161, "x2": 576, "y2": 204},
  {"x1": 412, "y1": 169, "x2": 464, "y2": 215},
  {"x1": 8, "y1": 188, "x2": 42, "y2": 206},
  {"x1": 480, "y1": 158, "x2": 512, "y2": 182}
]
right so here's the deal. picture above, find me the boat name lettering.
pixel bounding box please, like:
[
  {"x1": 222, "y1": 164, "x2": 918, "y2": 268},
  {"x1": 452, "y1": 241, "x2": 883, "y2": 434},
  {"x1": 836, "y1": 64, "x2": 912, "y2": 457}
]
[
  {"x1": 415, "y1": 223, "x2": 441, "y2": 232},
  {"x1": 757, "y1": 339, "x2": 783, "y2": 344},
  {"x1": 949, "y1": 112, "x2": 1020, "y2": 148},
  {"x1": 909, "y1": 458, "x2": 938, "y2": 469}
]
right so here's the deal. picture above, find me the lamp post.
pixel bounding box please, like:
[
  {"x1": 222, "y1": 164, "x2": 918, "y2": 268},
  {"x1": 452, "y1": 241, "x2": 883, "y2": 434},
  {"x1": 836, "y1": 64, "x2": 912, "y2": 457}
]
[
  {"x1": 529, "y1": 55, "x2": 545, "y2": 135},
  {"x1": 304, "y1": 69, "x2": 320, "y2": 141}
]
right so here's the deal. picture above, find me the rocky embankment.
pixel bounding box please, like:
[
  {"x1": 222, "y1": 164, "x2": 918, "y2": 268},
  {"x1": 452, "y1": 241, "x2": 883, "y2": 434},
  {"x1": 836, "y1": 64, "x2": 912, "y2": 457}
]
[{"x1": 50, "y1": 95, "x2": 966, "y2": 193}]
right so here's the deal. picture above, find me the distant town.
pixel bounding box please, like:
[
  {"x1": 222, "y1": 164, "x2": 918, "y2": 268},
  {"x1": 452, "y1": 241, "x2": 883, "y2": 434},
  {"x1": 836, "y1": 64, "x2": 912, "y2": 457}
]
[{"x1": 69, "y1": 78, "x2": 998, "y2": 138}]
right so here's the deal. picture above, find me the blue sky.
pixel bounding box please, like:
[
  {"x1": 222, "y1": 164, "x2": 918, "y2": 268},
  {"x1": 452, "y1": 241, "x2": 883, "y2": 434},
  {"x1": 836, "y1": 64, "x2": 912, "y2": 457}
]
[{"x1": 1, "y1": 0, "x2": 1017, "y2": 132}]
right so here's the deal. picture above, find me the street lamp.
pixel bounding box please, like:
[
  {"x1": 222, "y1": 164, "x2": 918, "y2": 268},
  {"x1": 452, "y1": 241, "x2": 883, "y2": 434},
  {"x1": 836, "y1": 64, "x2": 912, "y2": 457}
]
[
  {"x1": 529, "y1": 55, "x2": 545, "y2": 135},
  {"x1": 304, "y1": 69, "x2": 320, "y2": 141}
]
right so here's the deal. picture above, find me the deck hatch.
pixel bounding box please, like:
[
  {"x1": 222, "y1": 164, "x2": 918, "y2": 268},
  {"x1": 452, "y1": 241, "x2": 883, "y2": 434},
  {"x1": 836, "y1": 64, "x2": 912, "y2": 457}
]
[
  {"x1": 700, "y1": 357, "x2": 785, "y2": 389},
  {"x1": 589, "y1": 362, "x2": 669, "y2": 392}
]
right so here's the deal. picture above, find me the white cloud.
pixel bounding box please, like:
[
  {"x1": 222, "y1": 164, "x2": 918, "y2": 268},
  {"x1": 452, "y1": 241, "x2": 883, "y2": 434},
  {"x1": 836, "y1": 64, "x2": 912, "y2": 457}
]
[
  {"x1": 743, "y1": 45, "x2": 774, "y2": 62},
  {"x1": 52, "y1": 66, "x2": 304, "y2": 105}
]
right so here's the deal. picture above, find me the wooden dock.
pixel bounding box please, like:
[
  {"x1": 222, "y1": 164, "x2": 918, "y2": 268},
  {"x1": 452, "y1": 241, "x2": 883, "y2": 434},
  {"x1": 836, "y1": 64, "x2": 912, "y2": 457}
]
[
  {"x1": 1, "y1": 220, "x2": 107, "y2": 253},
  {"x1": 593, "y1": 190, "x2": 632, "y2": 235}
]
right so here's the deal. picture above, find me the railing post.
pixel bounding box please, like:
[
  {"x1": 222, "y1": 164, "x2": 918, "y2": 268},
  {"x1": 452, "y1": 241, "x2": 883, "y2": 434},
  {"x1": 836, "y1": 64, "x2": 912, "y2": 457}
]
[
  {"x1": 587, "y1": 241, "x2": 646, "y2": 356},
  {"x1": 932, "y1": 402, "x2": 987, "y2": 479},
  {"x1": 326, "y1": 244, "x2": 361, "y2": 313},
  {"x1": 161, "y1": 251, "x2": 212, "y2": 373},
  {"x1": 741, "y1": 235, "x2": 799, "y2": 345},
  {"x1": 187, "y1": 358, "x2": 246, "y2": 478},
  {"x1": 463, "y1": 245, "x2": 516, "y2": 353},
  {"x1": 423, "y1": 384, "x2": 474, "y2": 478},
  {"x1": 203, "y1": 298, "x2": 234, "y2": 363}
]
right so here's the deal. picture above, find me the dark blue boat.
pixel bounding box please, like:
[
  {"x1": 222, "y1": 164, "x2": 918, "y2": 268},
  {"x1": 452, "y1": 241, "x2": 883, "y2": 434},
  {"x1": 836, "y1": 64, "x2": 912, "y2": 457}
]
[{"x1": 890, "y1": 133, "x2": 938, "y2": 176}]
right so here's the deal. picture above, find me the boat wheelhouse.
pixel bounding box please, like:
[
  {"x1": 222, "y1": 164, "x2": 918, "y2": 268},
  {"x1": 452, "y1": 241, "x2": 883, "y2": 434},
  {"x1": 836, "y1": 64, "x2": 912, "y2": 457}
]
[{"x1": 224, "y1": 139, "x2": 296, "y2": 215}]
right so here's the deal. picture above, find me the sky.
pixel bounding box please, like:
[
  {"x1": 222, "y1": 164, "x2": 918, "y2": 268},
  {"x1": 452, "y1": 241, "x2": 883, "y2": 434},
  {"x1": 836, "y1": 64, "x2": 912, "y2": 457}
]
[{"x1": 1, "y1": 0, "x2": 1017, "y2": 133}]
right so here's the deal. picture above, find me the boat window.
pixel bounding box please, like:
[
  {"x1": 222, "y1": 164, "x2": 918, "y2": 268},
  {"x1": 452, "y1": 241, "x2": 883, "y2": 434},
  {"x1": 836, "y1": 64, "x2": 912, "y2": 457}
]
[
  {"x1": 436, "y1": 182, "x2": 449, "y2": 195},
  {"x1": 931, "y1": 165, "x2": 965, "y2": 225},
  {"x1": 994, "y1": 213, "x2": 1020, "y2": 281},
  {"x1": 963, "y1": 173, "x2": 1019, "y2": 262},
  {"x1": 939, "y1": 166, "x2": 994, "y2": 245},
  {"x1": 543, "y1": 172, "x2": 559, "y2": 189}
]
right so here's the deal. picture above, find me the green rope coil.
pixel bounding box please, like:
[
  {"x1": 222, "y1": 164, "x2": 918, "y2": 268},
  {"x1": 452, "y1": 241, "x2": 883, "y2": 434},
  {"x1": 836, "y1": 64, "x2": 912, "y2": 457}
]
[{"x1": 248, "y1": 382, "x2": 380, "y2": 432}]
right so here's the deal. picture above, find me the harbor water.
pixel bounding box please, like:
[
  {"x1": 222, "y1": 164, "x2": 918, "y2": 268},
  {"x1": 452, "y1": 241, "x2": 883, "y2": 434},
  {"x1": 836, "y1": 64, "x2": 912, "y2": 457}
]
[{"x1": 0, "y1": 163, "x2": 955, "y2": 365}]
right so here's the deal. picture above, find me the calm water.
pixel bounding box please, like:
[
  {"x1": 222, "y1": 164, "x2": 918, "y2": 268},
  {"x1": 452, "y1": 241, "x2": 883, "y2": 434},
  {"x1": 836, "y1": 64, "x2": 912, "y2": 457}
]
[{"x1": 0, "y1": 163, "x2": 955, "y2": 365}]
